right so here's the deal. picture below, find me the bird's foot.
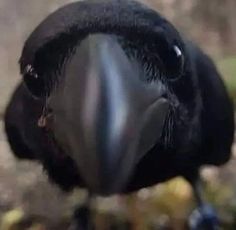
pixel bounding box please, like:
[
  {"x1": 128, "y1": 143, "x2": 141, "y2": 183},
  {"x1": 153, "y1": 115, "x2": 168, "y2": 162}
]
[
  {"x1": 69, "y1": 204, "x2": 93, "y2": 230},
  {"x1": 189, "y1": 204, "x2": 219, "y2": 230}
]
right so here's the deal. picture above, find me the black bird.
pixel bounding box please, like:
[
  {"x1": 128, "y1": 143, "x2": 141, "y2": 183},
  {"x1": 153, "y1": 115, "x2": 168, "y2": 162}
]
[{"x1": 4, "y1": 0, "x2": 234, "y2": 229}]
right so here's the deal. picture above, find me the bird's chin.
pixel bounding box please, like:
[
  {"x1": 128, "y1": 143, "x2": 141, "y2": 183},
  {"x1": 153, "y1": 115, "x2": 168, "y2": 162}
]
[{"x1": 67, "y1": 147, "x2": 137, "y2": 196}]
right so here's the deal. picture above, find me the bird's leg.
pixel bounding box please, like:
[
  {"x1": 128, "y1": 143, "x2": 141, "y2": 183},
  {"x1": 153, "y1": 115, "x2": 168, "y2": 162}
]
[
  {"x1": 69, "y1": 193, "x2": 94, "y2": 230},
  {"x1": 188, "y1": 175, "x2": 219, "y2": 230}
]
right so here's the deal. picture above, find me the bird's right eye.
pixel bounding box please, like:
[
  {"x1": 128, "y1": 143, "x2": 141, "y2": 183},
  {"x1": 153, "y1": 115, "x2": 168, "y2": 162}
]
[{"x1": 23, "y1": 64, "x2": 46, "y2": 98}]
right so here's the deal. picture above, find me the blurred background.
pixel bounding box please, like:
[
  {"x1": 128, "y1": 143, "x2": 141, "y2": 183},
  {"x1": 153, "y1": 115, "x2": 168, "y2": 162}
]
[{"x1": 0, "y1": 0, "x2": 236, "y2": 229}]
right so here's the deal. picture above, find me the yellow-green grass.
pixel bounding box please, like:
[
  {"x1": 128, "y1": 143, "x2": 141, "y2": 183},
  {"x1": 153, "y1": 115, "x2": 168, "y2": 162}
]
[{"x1": 217, "y1": 56, "x2": 236, "y2": 107}]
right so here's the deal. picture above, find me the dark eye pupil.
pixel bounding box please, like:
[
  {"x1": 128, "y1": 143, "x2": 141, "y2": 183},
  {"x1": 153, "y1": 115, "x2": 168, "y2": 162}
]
[
  {"x1": 166, "y1": 46, "x2": 184, "y2": 81},
  {"x1": 23, "y1": 65, "x2": 46, "y2": 98}
]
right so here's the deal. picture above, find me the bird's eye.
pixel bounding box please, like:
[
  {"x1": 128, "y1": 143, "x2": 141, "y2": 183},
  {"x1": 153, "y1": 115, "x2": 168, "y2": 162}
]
[
  {"x1": 165, "y1": 45, "x2": 185, "y2": 81},
  {"x1": 173, "y1": 45, "x2": 184, "y2": 73},
  {"x1": 23, "y1": 64, "x2": 46, "y2": 98}
]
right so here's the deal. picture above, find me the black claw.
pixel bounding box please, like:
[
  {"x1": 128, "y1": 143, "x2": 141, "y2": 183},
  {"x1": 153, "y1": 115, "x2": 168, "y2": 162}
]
[{"x1": 189, "y1": 204, "x2": 219, "y2": 230}]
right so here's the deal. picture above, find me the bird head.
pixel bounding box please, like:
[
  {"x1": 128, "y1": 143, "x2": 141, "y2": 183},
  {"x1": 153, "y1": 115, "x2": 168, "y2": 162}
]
[{"x1": 19, "y1": 0, "x2": 186, "y2": 195}]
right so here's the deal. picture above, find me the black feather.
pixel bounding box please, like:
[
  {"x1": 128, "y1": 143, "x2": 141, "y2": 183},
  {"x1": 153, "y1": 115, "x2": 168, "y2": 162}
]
[{"x1": 5, "y1": 0, "x2": 234, "y2": 194}]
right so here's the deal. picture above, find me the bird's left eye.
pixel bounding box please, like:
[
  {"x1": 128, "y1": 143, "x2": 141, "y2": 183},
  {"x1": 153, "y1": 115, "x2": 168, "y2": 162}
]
[
  {"x1": 23, "y1": 64, "x2": 46, "y2": 98},
  {"x1": 166, "y1": 45, "x2": 184, "y2": 81}
]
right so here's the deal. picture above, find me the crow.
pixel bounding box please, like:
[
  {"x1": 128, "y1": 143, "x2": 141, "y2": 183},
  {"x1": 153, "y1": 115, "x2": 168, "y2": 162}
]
[{"x1": 4, "y1": 0, "x2": 235, "y2": 229}]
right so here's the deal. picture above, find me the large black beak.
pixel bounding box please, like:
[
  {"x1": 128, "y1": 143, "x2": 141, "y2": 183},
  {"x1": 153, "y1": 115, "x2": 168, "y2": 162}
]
[{"x1": 48, "y1": 34, "x2": 169, "y2": 195}]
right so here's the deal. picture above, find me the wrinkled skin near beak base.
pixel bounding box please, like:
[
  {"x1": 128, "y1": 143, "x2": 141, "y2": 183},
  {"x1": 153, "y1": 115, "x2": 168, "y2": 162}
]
[{"x1": 47, "y1": 34, "x2": 169, "y2": 195}]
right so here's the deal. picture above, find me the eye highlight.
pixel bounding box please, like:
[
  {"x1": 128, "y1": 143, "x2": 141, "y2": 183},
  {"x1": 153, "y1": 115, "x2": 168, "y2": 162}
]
[
  {"x1": 23, "y1": 64, "x2": 46, "y2": 98},
  {"x1": 24, "y1": 65, "x2": 38, "y2": 79},
  {"x1": 173, "y1": 45, "x2": 182, "y2": 58}
]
